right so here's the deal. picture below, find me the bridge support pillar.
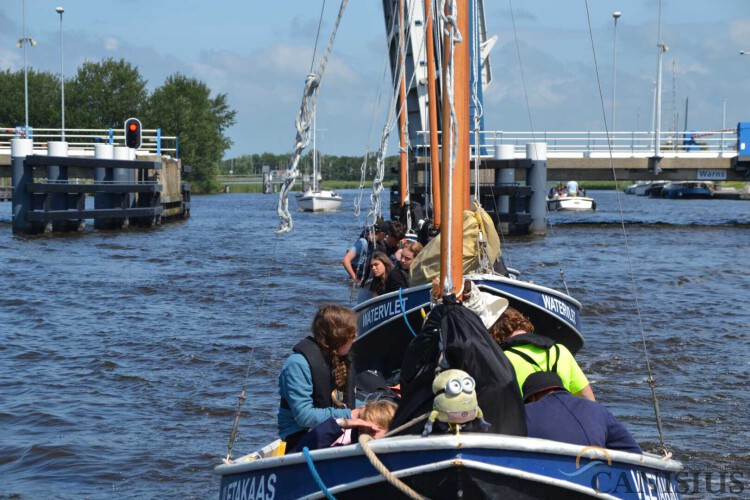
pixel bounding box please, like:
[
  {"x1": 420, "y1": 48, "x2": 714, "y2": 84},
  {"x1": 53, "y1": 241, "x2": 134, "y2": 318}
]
[
  {"x1": 494, "y1": 144, "x2": 515, "y2": 235},
  {"x1": 94, "y1": 144, "x2": 114, "y2": 229},
  {"x1": 11, "y1": 138, "x2": 34, "y2": 234},
  {"x1": 527, "y1": 143, "x2": 547, "y2": 236},
  {"x1": 113, "y1": 146, "x2": 133, "y2": 228},
  {"x1": 46, "y1": 141, "x2": 74, "y2": 232}
]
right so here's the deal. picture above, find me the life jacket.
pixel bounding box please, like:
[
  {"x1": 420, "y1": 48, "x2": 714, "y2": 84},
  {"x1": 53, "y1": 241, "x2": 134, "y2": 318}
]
[
  {"x1": 501, "y1": 333, "x2": 560, "y2": 373},
  {"x1": 280, "y1": 337, "x2": 356, "y2": 411}
]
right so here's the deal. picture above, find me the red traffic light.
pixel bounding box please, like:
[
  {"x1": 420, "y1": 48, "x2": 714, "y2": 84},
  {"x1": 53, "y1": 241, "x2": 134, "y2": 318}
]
[{"x1": 124, "y1": 118, "x2": 142, "y2": 149}]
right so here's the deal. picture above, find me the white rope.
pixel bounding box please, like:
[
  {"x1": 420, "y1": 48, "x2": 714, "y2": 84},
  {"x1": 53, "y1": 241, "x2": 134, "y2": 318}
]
[
  {"x1": 470, "y1": 0, "x2": 483, "y2": 206},
  {"x1": 276, "y1": 0, "x2": 349, "y2": 234}
]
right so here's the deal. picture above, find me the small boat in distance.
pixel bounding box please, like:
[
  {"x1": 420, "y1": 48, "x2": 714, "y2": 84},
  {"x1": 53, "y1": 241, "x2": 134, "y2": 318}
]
[
  {"x1": 546, "y1": 194, "x2": 596, "y2": 211},
  {"x1": 547, "y1": 182, "x2": 596, "y2": 211},
  {"x1": 661, "y1": 181, "x2": 714, "y2": 199},
  {"x1": 296, "y1": 186, "x2": 343, "y2": 212},
  {"x1": 295, "y1": 110, "x2": 342, "y2": 212},
  {"x1": 547, "y1": 193, "x2": 596, "y2": 212}
]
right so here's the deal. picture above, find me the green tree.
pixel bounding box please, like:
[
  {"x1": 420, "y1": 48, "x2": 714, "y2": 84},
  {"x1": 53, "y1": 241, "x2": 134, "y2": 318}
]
[
  {"x1": 66, "y1": 58, "x2": 147, "y2": 129},
  {"x1": 147, "y1": 73, "x2": 236, "y2": 191},
  {"x1": 0, "y1": 68, "x2": 65, "y2": 130}
]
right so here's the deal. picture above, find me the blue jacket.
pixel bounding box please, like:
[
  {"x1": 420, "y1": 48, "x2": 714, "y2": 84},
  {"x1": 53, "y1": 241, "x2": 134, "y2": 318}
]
[
  {"x1": 525, "y1": 391, "x2": 642, "y2": 454},
  {"x1": 277, "y1": 353, "x2": 351, "y2": 440}
]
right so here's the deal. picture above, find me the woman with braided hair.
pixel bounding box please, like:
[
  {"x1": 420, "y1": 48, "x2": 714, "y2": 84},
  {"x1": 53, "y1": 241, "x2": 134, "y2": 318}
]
[{"x1": 277, "y1": 304, "x2": 360, "y2": 450}]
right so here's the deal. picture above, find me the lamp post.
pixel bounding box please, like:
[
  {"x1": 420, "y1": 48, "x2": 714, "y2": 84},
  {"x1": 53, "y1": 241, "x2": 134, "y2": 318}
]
[
  {"x1": 654, "y1": 42, "x2": 668, "y2": 157},
  {"x1": 611, "y1": 11, "x2": 621, "y2": 148},
  {"x1": 16, "y1": 0, "x2": 36, "y2": 138},
  {"x1": 653, "y1": 0, "x2": 666, "y2": 158},
  {"x1": 56, "y1": 6, "x2": 65, "y2": 141}
]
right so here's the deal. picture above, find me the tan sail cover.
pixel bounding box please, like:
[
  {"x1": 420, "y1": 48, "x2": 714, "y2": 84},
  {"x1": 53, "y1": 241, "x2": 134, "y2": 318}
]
[{"x1": 409, "y1": 207, "x2": 500, "y2": 286}]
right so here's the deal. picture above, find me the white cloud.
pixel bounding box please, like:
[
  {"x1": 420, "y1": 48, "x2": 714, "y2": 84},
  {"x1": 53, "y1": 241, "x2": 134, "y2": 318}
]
[{"x1": 103, "y1": 37, "x2": 120, "y2": 51}]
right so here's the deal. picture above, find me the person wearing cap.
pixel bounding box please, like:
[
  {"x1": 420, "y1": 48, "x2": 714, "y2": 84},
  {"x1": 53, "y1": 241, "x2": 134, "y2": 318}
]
[
  {"x1": 341, "y1": 221, "x2": 389, "y2": 285},
  {"x1": 522, "y1": 371, "x2": 642, "y2": 454},
  {"x1": 491, "y1": 307, "x2": 595, "y2": 402}
]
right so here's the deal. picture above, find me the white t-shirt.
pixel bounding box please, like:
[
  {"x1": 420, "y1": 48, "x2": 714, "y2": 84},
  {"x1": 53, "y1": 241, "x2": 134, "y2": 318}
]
[{"x1": 566, "y1": 180, "x2": 579, "y2": 195}]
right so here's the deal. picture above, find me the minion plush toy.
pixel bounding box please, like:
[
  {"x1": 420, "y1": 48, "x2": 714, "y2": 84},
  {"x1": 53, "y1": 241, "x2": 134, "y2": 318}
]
[{"x1": 422, "y1": 369, "x2": 491, "y2": 436}]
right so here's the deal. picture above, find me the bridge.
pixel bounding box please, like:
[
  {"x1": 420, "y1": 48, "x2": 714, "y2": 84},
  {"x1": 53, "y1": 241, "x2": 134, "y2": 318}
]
[{"x1": 412, "y1": 129, "x2": 749, "y2": 182}]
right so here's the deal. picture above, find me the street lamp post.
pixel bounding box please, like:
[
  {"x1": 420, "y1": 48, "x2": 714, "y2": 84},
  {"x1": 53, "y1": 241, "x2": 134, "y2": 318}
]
[
  {"x1": 56, "y1": 6, "x2": 65, "y2": 141},
  {"x1": 611, "y1": 11, "x2": 621, "y2": 148},
  {"x1": 654, "y1": 42, "x2": 668, "y2": 157},
  {"x1": 653, "y1": 0, "x2": 666, "y2": 158},
  {"x1": 16, "y1": 0, "x2": 36, "y2": 138}
]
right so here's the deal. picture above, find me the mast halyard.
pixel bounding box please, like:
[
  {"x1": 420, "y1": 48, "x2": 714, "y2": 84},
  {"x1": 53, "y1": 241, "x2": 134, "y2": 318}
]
[
  {"x1": 397, "y1": 0, "x2": 410, "y2": 210},
  {"x1": 424, "y1": 0, "x2": 442, "y2": 229},
  {"x1": 312, "y1": 108, "x2": 318, "y2": 192}
]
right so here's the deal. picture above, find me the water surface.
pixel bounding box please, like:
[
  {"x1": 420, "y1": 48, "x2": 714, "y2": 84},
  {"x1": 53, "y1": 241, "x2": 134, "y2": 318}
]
[{"x1": 1, "y1": 190, "x2": 748, "y2": 498}]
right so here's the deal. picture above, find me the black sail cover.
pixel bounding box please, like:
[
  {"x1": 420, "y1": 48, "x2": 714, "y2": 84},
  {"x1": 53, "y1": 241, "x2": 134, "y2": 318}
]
[{"x1": 389, "y1": 295, "x2": 527, "y2": 436}]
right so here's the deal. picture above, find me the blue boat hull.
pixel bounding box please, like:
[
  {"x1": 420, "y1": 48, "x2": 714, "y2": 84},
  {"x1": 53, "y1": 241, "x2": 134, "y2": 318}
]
[
  {"x1": 352, "y1": 274, "x2": 584, "y2": 378},
  {"x1": 216, "y1": 435, "x2": 682, "y2": 499}
]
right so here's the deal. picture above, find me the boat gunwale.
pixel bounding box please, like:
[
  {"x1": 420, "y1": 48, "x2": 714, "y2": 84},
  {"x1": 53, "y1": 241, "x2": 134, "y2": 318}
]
[
  {"x1": 214, "y1": 432, "x2": 683, "y2": 476},
  {"x1": 353, "y1": 274, "x2": 584, "y2": 346}
]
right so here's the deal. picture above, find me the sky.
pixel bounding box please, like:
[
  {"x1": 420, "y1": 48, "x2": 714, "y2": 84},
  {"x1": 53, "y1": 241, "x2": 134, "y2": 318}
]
[{"x1": 0, "y1": 0, "x2": 748, "y2": 159}]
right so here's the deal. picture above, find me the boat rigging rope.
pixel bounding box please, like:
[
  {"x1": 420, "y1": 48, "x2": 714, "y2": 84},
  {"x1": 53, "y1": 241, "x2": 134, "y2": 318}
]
[
  {"x1": 581, "y1": 0, "x2": 669, "y2": 457},
  {"x1": 224, "y1": 236, "x2": 281, "y2": 463},
  {"x1": 358, "y1": 434, "x2": 425, "y2": 500},
  {"x1": 470, "y1": 0, "x2": 483, "y2": 207},
  {"x1": 276, "y1": 0, "x2": 349, "y2": 234}
]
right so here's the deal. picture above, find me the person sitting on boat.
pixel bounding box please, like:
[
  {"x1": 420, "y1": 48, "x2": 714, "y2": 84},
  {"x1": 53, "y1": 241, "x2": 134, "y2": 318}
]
[
  {"x1": 368, "y1": 251, "x2": 394, "y2": 297},
  {"x1": 384, "y1": 221, "x2": 405, "y2": 264},
  {"x1": 384, "y1": 241, "x2": 423, "y2": 293},
  {"x1": 522, "y1": 371, "x2": 642, "y2": 454},
  {"x1": 490, "y1": 307, "x2": 596, "y2": 401},
  {"x1": 566, "y1": 180, "x2": 579, "y2": 196},
  {"x1": 393, "y1": 232, "x2": 419, "y2": 263},
  {"x1": 289, "y1": 400, "x2": 397, "y2": 453},
  {"x1": 278, "y1": 304, "x2": 360, "y2": 451},
  {"x1": 341, "y1": 220, "x2": 389, "y2": 285}
]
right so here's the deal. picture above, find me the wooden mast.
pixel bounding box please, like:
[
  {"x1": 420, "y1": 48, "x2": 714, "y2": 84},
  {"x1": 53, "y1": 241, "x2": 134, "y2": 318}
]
[
  {"x1": 424, "y1": 0, "x2": 441, "y2": 228},
  {"x1": 398, "y1": 0, "x2": 409, "y2": 208},
  {"x1": 440, "y1": 0, "x2": 470, "y2": 295}
]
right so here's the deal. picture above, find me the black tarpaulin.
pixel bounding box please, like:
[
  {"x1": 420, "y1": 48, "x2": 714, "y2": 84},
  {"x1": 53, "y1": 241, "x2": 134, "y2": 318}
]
[{"x1": 389, "y1": 295, "x2": 527, "y2": 436}]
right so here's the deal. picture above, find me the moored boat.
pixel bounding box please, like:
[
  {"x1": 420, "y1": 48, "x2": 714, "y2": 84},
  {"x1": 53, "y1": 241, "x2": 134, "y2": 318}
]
[{"x1": 661, "y1": 181, "x2": 714, "y2": 199}]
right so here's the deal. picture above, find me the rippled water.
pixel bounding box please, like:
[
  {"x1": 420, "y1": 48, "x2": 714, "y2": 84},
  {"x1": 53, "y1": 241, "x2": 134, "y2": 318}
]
[{"x1": 1, "y1": 190, "x2": 748, "y2": 498}]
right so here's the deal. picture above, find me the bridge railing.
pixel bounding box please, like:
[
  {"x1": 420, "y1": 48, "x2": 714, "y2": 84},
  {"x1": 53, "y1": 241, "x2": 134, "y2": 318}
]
[
  {"x1": 416, "y1": 130, "x2": 739, "y2": 158},
  {"x1": 0, "y1": 127, "x2": 178, "y2": 158}
]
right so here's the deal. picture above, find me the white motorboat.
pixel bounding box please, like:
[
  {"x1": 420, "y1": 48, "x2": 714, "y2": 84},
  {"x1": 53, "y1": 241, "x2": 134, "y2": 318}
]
[{"x1": 546, "y1": 194, "x2": 596, "y2": 211}]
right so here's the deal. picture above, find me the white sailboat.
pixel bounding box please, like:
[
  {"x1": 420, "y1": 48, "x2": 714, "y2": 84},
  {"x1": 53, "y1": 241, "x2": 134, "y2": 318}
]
[{"x1": 296, "y1": 111, "x2": 342, "y2": 212}]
